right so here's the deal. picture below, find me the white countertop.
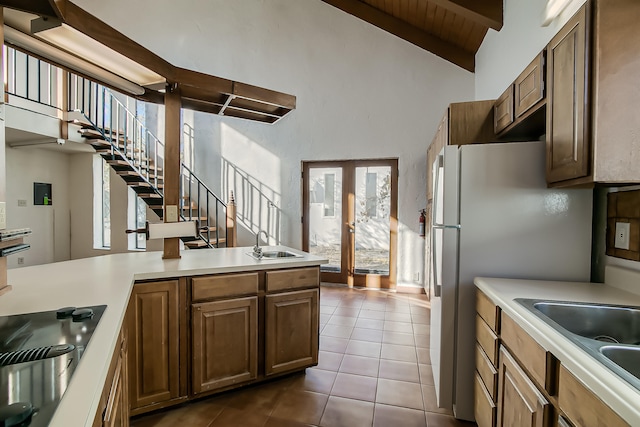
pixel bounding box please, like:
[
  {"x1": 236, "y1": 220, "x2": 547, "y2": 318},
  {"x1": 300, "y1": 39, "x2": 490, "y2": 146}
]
[
  {"x1": 3, "y1": 246, "x2": 326, "y2": 427},
  {"x1": 475, "y1": 276, "x2": 640, "y2": 425}
]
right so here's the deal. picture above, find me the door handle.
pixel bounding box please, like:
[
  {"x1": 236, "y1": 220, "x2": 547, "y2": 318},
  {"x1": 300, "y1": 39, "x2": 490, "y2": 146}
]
[{"x1": 347, "y1": 222, "x2": 355, "y2": 233}]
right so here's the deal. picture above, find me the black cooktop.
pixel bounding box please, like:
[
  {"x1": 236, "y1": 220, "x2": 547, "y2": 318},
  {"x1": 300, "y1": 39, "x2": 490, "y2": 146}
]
[{"x1": 0, "y1": 305, "x2": 106, "y2": 427}]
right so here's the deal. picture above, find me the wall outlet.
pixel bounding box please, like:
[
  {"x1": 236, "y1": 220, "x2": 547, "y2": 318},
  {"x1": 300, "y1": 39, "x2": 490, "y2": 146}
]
[
  {"x1": 0, "y1": 202, "x2": 5, "y2": 230},
  {"x1": 413, "y1": 272, "x2": 420, "y2": 282},
  {"x1": 17, "y1": 199, "x2": 27, "y2": 207},
  {"x1": 165, "y1": 205, "x2": 178, "y2": 222},
  {"x1": 17, "y1": 257, "x2": 24, "y2": 265},
  {"x1": 615, "y1": 222, "x2": 631, "y2": 250}
]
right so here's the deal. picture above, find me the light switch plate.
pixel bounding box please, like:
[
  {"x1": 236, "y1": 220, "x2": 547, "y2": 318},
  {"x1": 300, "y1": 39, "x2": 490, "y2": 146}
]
[
  {"x1": 0, "y1": 202, "x2": 6, "y2": 230},
  {"x1": 615, "y1": 222, "x2": 631, "y2": 250},
  {"x1": 165, "y1": 205, "x2": 178, "y2": 223}
]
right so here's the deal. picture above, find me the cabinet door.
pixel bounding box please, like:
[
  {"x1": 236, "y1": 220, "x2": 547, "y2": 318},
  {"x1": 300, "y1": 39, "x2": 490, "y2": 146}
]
[
  {"x1": 128, "y1": 280, "x2": 181, "y2": 409},
  {"x1": 103, "y1": 356, "x2": 125, "y2": 427},
  {"x1": 192, "y1": 297, "x2": 258, "y2": 394},
  {"x1": 494, "y1": 85, "x2": 514, "y2": 133},
  {"x1": 497, "y1": 346, "x2": 550, "y2": 427},
  {"x1": 546, "y1": 5, "x2": 589, "y2": 184},
  {"x1": 266, "y1": 289, "x2": 319, "y2": 375},
  {"x1": 515, "y1": 53, "x2": 545, "y2": 118}
]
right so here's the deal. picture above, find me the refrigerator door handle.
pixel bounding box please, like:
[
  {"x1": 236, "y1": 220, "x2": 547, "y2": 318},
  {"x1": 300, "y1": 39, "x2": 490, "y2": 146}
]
[{"x1": 431, "y1": 229, "x2": 441, "y2": 297}]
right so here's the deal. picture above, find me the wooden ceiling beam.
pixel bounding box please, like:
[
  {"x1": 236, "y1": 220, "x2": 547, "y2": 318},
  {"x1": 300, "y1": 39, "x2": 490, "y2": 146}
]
[
  {"x1": 427, "y1": 0, "x2": 502, "y2": 31},
  {"x1": 321, "y1": 0, "x2": 474, "y2": 72}
]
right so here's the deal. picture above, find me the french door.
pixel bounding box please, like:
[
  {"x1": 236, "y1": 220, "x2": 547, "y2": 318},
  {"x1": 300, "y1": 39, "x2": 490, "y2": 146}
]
[{"x1": 302, "y1": 159, "x2": 398, "y2": 288}]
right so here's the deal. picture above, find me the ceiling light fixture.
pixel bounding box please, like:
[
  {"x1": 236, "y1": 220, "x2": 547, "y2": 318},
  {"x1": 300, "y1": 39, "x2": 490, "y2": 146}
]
[{"x1": 4, "y1": 26, "x2": 146, "y2": 96}]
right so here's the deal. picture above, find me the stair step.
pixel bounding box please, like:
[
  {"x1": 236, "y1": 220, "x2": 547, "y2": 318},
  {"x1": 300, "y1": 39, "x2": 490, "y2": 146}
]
[
  {"x1": 199, "y1": 226, "x2": 218, "y2": 232},
  {"x1": 184, "y1": 237, "x2": 226, "y2": 249},
  {"x1": 128, "y1": 181, "x2": 164, "y2": 189},
  {"x1": 182, "y1": 215, "x2": 209, "y2": 222},
  {"x1": 136, "y1": 193, "x2": 162, "y2": 199}
]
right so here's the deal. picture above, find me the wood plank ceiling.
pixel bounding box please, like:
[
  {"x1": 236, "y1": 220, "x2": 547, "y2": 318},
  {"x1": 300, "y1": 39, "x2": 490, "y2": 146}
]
[{"x1": 322, "y1": 0, "x2": 503, "y2": 72}]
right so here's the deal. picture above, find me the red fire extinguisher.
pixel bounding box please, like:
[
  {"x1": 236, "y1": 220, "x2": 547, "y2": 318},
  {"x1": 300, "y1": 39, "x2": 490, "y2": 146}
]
[{"x1": 419, "y1": 209, "x2": 426, "y2": 237}]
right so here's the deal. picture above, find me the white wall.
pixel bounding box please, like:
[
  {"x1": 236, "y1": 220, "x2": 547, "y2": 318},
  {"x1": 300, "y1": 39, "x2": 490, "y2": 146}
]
[
  {"x1": 74, "y1": 0, "x2": 475, "y2": 286},
  {"x1": 475, "y1": 0, "x2": 587, "y2": 100},
  {"x1": 5, "y1": 147, "x2": 71, "y2": 267}
]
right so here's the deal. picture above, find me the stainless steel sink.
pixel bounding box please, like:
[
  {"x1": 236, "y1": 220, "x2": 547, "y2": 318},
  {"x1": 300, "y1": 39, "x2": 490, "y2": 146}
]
[
  {"x1": 600, "y1": 346, "x2": 640, "y2": 379},
  {"x1": 516, "y1": 298, "x2": 640, "y2": 391},
  {"x1": 247, "y1": 250, "x2": 302, "y2": 260},
  {"x1": 531, "y1": 301, "x2": 640, "y2": 345}
]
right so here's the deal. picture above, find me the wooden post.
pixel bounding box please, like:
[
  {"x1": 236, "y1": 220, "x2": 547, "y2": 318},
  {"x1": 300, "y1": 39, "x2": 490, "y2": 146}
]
[
  {"x1": 226, "y1": 192, "x2": 237, "y2": 248},
  {"x1": 163, "y1": 83, "x2": 181, "y2": 259}
]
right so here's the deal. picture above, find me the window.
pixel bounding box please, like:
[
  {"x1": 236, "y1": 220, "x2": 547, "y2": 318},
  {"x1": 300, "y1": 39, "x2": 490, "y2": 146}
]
[
  {"x1": 323, "y1": 173, "x2": 335, "y2": 217},
  {"x1": 128, "y1": 188, "x2": 146, "y2": 250},
  {"x1": 93, "y1": 156, "x2": 110, "y2": 249},
  {"x1": 365, "y1": 172, "x2": 377, "y2": 218}
]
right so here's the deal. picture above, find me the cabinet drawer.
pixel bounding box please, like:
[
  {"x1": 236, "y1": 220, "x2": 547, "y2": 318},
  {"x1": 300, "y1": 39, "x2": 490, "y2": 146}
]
[
  {"x1": 266, "y1": 267, "x2": 319, "y2": 292},
  {"x1": 494, "y1": 85, "x2": 514, "y2": 133},
  {"x1": 192, "y1": 273, "x2": 259, "y2": 302},
  {"x1": 476, "y1": 315, "x2": 499, "y2": 366},
  {"x1": 476, "y1": 344, "x2": 498, "y2": 400},
  {"x1": 474, "y1": 373, "x2": 497, "y2": 427},
  {"x1": 501, "y1": 313, "x2": 551, "y2": 393},
  {"x1": 515, "y1": 52, "x2": 545, "y2": 118},
  {"x1": 476, "y1": 290, "x2": 500, "y2": 333},
  {"x1": 558, "y1": 366, "x2": 628, "y2": 427}
]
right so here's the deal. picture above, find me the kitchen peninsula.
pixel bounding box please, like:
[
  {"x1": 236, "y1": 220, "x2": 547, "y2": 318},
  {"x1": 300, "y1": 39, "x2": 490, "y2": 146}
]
[{"x1": 2, "y1": 246, "x2": 326, "y2": 426}]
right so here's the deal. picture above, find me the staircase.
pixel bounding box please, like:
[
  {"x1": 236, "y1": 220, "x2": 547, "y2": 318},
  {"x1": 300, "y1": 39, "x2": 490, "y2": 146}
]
[{"x1": 68, "y1": 83, "x2": 234, "y2": 249}]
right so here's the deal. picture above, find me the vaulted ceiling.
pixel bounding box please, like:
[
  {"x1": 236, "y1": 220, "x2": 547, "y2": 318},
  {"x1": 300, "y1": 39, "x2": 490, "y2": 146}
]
[{"x1": 321, "y1": 0, "x2": 503, "y2": 72}]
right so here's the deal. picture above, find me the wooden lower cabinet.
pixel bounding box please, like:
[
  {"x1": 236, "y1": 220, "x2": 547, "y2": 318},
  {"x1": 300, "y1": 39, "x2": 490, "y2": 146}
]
[
  {"x1": 93, "y1": 315, "x2": 129, "y2": 427},
  {"x1": 266, "y1": 289, "x2": 319, "y2": 375},
  {"x1": 192, "y1": 296, "x2": 258, "y2": 394},
  {"x1": 128, "y1": 280, "x2": 182, "y2": 412},
  {"x1": 497, "y1": 346, "x2": 550, "y2": 427}
]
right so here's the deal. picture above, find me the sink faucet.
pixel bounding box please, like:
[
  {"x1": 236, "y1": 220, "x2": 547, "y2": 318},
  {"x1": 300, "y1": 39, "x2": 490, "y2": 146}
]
[{"x1": 253, "y1": 230, "x2": 269, "y2": 259}]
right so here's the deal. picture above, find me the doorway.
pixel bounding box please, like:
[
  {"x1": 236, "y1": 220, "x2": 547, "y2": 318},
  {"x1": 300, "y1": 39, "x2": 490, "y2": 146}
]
[{"x1": 302, "y1": 159, "x2": 398, "y2": 288}]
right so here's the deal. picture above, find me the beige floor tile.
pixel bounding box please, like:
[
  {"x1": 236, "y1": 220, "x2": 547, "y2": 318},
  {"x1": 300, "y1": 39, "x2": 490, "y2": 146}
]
[
  {"x1": 373, "y1": 403, "x2": 428, "y2": 427},
  {"x1": 320, "y1": 335, "x2": 350, "y2": 352},
  {"x1": 359, "y1": 309, "x2": 386, "y2": 320},
  {"x1": 345, "y1": 339, "x2": 382, "y2": 358},
  {"x1": 382, "y1": 331, "x2": 415, "y2": 346},
  {"x1": 419, "y1": 363, "x2": 434, "y2": 385},
  {"x1": 288, "y1": 368, "x2": 337, "y2": 394},
  {"x1": 350, "y1": 327, "x2": 384, "y2": 343},
  {"x1": 416, "y1": 347, "x2": 431, "y2": 365},
  {"x1": 321, "y1": 323, "x2": 354, "y2": 339},
  {"x1": 316, "y1": 351, "x2": 344, "y2": 371},
  {"x1": 339, "y1": 354, "x2": 380, "y2": 377},
  {"x1": 330, "y1": 372, "x2": 378, "y2": 401},
  {"x1": 381, "y1": 343, "x2": 418, "y2": 363},
  {"x1": 328, "y1": 315, "x2": 358, "y2": 327},
  {"x1": 355, "y1": 318, "x2": 384, "y2": 330},
  {"x1": 320, "y1": 396, "x2": 375, "y2": 427},
  {"x1": 376, "y1": 378, "x2": 424, "y2": 410},
  {"x1": 209, "y1": 407, "x2": 269, "y2": 427},
  {"x1": 378, "y1": 359, "x2": 420, "y2": 383},
  {"x1": 271, "y1": 390, "x2": 329, "y2": 425}
]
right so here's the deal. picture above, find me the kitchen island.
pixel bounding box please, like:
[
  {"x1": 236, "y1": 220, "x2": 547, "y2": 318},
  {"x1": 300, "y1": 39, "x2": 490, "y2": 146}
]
[
  {"x1": 475, "y1": 266, "x2": 640, "y2": 426},
  {"x1": 2, "y1": 246, "x2": 326, "y2": 427}
]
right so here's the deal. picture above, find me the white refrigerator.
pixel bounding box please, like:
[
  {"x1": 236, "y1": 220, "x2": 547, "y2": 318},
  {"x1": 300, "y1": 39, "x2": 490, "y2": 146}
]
[{"x1": 429, "y1": 141, "x2": 592, "y2": 421}]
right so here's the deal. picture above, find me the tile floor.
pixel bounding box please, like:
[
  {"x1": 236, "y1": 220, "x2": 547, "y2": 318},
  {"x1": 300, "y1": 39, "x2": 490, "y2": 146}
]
[{"x1": 131, "y1": 285, "x2": 476, "y2": 427}]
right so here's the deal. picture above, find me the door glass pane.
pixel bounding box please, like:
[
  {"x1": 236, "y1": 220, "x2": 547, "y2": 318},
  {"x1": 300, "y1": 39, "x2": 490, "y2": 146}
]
[
  {"x1": 308, "y1": 167, "x2": 342, "y2": 272},
  {"x1": 355, "y1": 166, "x2": 390, "y2": 275}
]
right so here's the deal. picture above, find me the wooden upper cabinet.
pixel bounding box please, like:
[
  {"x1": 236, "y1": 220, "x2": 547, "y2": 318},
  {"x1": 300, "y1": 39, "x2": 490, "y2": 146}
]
[
  {"x1": 546, "y1": 4, "x2": 589, "y2": 184},
  {"x1": 546, "y1": 0, "x2": 640, "y2": 186},
  {"x1": 265, "y1": 289, "x2": 319, "y2": 376},
  {"x1": 497, "y1": 346, "x2": 550, "y2": 427},
  {"x1": 494, "y1": 85, "x2": 514, "y2": 134},
  {"x1": 192, "y1": 296, "x2": 258, "y2": 394},
  {"x1": 128, "y1": 280, "x2": 181, "y2": 411},
  {"x1": 515, "y1": 53, "x2": 545, "y2": 118},
  {"x1": 427, "y1": 101, "x2": 494, "y2": 201}
]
